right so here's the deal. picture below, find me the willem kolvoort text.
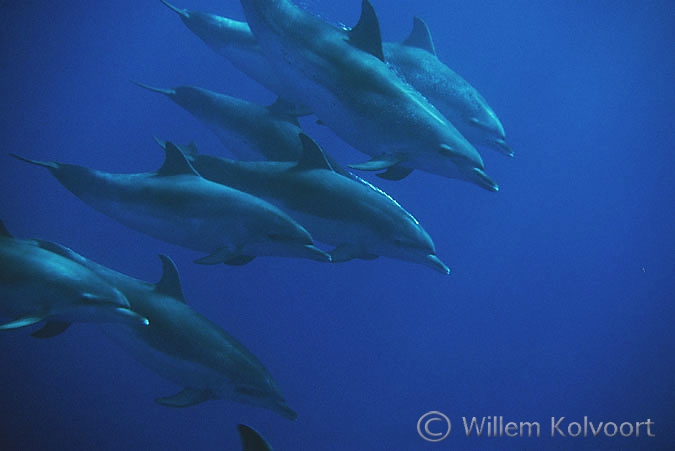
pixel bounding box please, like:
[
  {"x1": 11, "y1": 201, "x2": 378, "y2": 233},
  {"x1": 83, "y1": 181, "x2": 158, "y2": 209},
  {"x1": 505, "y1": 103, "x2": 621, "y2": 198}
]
[{"x1": 463, "y1": 416, "x2": 655, "y2": 438}]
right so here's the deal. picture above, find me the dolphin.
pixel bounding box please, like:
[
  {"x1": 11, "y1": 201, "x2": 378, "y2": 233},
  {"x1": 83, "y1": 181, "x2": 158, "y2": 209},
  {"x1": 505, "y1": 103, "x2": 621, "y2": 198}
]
[
  {"x1": 11, "y1": 145, "x2": 330, "y2": 265},
  {"x1": 155, "y1": 134, "x2": 450, "y2": 274},
  {"x1": 384, "y1": 17, "x2": 512, "y2": 157},
  {"x1": 159, "y1": 0, "x2": 297, "y2": 104},
  {"x1": 159, "y1": 3, "x2": 510, "y2": 158},
  {"x1": 133, "y1": 82, "x2": 304, "y2": 161},
  {"x1": 32, "y1": 240, "x2": 297, "y2": 420},
  {"x1": 236, "y1": 0, "x2": 497, "y2": 190},
  {"x1": 0, "y1": 221, "x2": 148, "y2": 338},
  {"x1": 238, "y1": 424, "x2": 272, "y2": 450}
]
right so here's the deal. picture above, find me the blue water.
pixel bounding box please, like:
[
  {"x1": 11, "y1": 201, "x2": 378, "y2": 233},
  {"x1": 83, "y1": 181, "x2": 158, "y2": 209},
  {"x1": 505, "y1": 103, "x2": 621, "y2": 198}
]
[{"x1": 1, "y1": 0, "x2": 673, "y2": 449}]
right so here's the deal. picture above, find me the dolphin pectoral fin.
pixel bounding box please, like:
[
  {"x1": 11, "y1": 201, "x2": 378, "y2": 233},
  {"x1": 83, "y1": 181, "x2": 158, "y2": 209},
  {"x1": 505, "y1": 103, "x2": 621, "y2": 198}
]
[
  {"x1": 349, "y1": 155, "x2": 402, "y2": 172},
  {"x1": 376, "y1": 165, "x2": 414, "y2": 181},
  {"x1": 330, "y1": 244, "x2": 378, "y2": 263},
  {"x1": 237, "y1": 424, "x2": 272, "y2": 451},
  {"x1": 156, "y1": 388, "x2": 213, "y2": 408},
  {"x1": 30, "y1": 321, "x2": 71, "y2": 339},
  {"x1": 349, "y1": 0, "x2": 385, "y2": 62},
  {"x1": 0, "y1": 316, "x2": 45, "y2": 331}
]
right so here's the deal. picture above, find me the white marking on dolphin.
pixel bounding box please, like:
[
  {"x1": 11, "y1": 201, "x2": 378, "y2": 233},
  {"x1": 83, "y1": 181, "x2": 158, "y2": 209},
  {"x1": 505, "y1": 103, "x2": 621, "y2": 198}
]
[
  {"x1": 0, "y1": 221, "x2": 148, "y2": 338},
  {"x1": 11, "y1": 145, "x2": 330, "y2": 265},
  {"x1": 133, "y1": 81, "x2": 304, "y2": 161},
  {"x1": 37, "y1": 241, "x2": 297, "y2": 419},
  {"x1": 384, "y1": 17, "x2": 512, "y2": 157},
  {"x1": 155, "y1": 134, "x2": 450, "y2": 274},
  {"x1": 237, "y1": 0, "x2": 497, "y2": 190}
]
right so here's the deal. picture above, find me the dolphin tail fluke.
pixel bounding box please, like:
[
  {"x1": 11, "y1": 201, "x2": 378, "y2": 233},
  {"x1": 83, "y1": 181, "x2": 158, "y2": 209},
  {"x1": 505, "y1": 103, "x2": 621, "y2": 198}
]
[
  {"x1": 237, "y1": 424, "x2": 272, "y2": 451},
  {"x1": 130, "y1": 80, "x2": 175, "y2": 96},
  {"x1": 30, "y1": 321, "x2": 71, "y2": 339},
  {"x1": 159, "y1": 0, "x2": 188, "y2": 19},
  {"x1": 156, "y1": 388, "x2": 213, "y2": 407},
  {"x1": 9, "y1": 153, "x2": 59, "y2": 170}
]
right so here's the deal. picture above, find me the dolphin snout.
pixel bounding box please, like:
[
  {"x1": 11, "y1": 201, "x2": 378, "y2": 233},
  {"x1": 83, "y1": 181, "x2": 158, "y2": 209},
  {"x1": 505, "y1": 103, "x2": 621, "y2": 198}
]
[
  {"x1": 274, "y1": 402, "x2": 298, "y2": 421},
  {"x1": 494, "y1": 138, "x2": 514, "y2": 157},
  {"x1": 470, "y1": 168, "x2": 499, "y2": 192},
  {"x1": 425, "y1": 254, "x2": 450, "y2": 275}
]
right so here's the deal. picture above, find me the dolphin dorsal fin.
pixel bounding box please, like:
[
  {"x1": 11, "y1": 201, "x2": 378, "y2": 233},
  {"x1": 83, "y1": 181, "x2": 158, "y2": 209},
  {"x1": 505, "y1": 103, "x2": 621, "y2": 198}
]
[
  {"x1": 157, "y1": 142, "x2": 201, "y2": 177},
  {"x1": 237, "y1": 424, "x2": 272, "y2": 451},
  {"x1": 155, "y1": 255, "x2": 186, "y2": 303},
  {"x1": 0, "y1": 220, "x2": 11, "y2": 238},
  {"x1": 294, "y1": 134, "x2": 335, "y2": 172},
  {"x1": 402, "y1": 17, "x2": 436, "y2": 56},
  {"x1": 349, "y1": 0, "x2": 385, "y2": 62}
]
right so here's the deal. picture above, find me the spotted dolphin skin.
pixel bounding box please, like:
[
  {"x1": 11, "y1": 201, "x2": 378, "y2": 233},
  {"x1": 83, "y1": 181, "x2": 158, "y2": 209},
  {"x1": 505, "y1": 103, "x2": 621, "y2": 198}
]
[
  {"x1": 133, "y1": 81, "x2": 304, "y2": 161},
  {"x1": 384, "y1": 17, "x2": 512, "y2": 157},
  {"x1": 238, "y1": 0, "x2": 498, "y2": 190},
  {"x1": 0, "y1": 221, "x2": 148, "y2": 338},
  {"x1": 155, "y1": 135, "x2": 450, "y2": 274},
  {"x1": 35, "y1": 242, "x2": 297, "y2": 419},
  {"x1": 12, "y1": 146, "x2": 330, "y2": 266}
]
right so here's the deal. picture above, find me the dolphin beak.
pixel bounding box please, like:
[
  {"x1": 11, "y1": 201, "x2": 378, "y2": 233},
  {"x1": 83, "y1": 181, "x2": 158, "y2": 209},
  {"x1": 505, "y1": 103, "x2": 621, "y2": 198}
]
[
  {"x1": 113, "y1": 307, "x2": 150, "y2": 327},
  {"x1": 494, "y1": 138, "x2": 514, "y2": 157},
  {"x1": 160, "y1": 0, "x2": 189, "y2": 19},
  {"x1": 301, "y1": 244, "x2": 332, "y2": 263},
  {"x1": 425, "y1": 254, "x2": 450, "y2": 275},
  {"x1": 471, "y1": 168, "x2": 499, "y2": 192},
  {"x1": 274, "y1": 402, "x2": 298, "y2": 421}
]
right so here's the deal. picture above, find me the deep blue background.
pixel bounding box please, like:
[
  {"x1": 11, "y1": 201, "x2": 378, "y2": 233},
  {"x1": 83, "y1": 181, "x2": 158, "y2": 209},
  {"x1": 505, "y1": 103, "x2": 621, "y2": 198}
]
[{"x1": 1, "y1": 0, "x2": 673, "y2": 449}]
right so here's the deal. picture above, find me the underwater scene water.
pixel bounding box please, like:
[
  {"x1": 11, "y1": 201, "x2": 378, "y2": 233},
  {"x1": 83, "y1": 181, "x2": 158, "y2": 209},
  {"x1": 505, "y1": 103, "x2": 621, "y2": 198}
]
[{"x1": 1, "y1": 0, "x2": 673, "y2": 449}]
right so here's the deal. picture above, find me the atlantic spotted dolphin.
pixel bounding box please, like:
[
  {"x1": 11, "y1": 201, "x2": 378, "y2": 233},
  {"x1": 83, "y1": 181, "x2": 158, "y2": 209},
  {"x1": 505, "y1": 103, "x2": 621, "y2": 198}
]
[
  {"x1": 34, "y1": 241, "x2": 297, "y2": 419},
  {"x1": 161, "y1": 3, "x2": 510, "y2": 158},
  {"x1": 235, "y1": 0, "x2": 497, "y2": 190},
  {"x1": 384, "y1": 18, "x2": 512, "y2": 156},
  {"x1": 12, "y1": 145, "x2": 330, "y2": 265},
  {"x1": 0, "y1": 221, "x2": 147, "y2": 338},
  {"x1": 134, "y1": 82, "x2": 304, "y2": 161},
  {"x1": 155, "y1": 135, "x2": 450, "y2": 274},
  {"x1": 160, "y1": 0, "x2": 293, "y2": 102}
]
